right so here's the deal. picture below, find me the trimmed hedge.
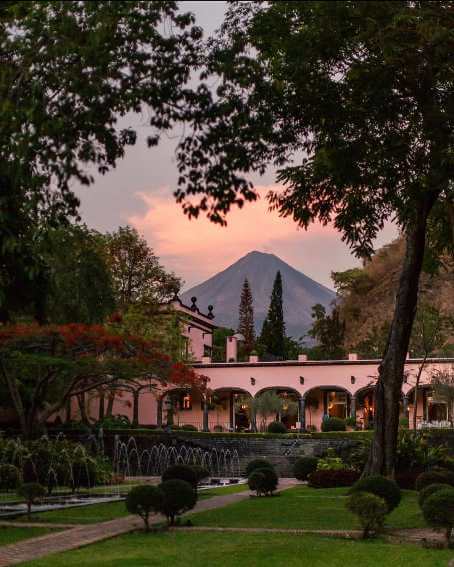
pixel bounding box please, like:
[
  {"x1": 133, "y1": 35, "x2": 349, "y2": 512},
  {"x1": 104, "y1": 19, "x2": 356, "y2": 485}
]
[
  {"x1": 346, "y1": 491, "x2": 387, "y2": 539},
  {"x1": 418, "y1": 483, "x2": 451, "y2": 508},
  {"x1": 321, "y1": 417, "x2": 346, "y2": 432},
  {"x1": 293, "y1": 456, "x2": 318, "y2": 481},
  {"x1": 248, "y1": 467, "x2": 279, "y2": 496},
  {"x1": 308, "y1": 469, "x2": 360, "y2": 488},
  {"x1": 267, "y1": 421, "x2": 288, "y2": 434},
  {"x1": 349, "y1": 475, "x2": 401, "y2": 512},
  {"x1": 421, "y1": 488, "x2": 454, "y2": 545},
  {"x1": 415, "y1": 469, "x2": 454, "y2": 492},
  {"x1": 162, "y1": 465, "x2": 198, "y2": 489},
  {"x1": 245, "y1": 459, "x2": 275, "y2": 477}
]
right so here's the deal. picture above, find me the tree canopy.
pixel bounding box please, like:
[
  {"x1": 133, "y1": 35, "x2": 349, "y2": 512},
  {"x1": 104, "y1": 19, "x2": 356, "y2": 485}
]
[
  {"x1": 174, "y1": 1, "x2": 454, "y2": 476},
  {"x1": 238, "y1": 278, "x2": 255, "y2": 355},
  {"x1": 0, "y1": 1, "x2": 201, "y2": 322},
  {"x1": 259, "y1": 271, "x2": 286, "y2": 359}
]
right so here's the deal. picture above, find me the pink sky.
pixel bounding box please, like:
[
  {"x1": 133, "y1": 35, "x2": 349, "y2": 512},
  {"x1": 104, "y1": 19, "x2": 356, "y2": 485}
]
[{"x1": 129, "y1": 186, "x2": 397, "y2": 291}]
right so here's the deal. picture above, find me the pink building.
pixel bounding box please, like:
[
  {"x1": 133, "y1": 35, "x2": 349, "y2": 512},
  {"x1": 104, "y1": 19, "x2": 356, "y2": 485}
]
[{"x1": 79, "y1": 297, "x2": 454, "y2": 432}]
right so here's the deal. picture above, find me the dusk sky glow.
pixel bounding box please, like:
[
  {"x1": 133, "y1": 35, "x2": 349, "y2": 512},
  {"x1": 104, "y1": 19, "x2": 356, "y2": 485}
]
[{"x1": 74, "y1": 1, "x2": 397, "y2": 291}]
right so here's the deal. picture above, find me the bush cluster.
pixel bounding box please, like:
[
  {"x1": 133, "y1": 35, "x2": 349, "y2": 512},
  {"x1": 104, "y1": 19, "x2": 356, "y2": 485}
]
[
  {"x1": 418, "y1": 483, "x2": 451, "y2": 508},
  {"x1": 346, "y1": 491, "x2": 387, "y2": 538},
  {"x1": 293, "y1": 457, "x2": 318, "y2": 481},
  {"x1": 421, "y1": 487, "x2": 454, "y2": 546},
  {"x1": 126, "y1": 479, "x2": 197, "y2": 529},
  {"x1": 349, "y1": 475, "x2": 401, "y2": 512},
  {"x1": 267, "y1": 422, "x2": 287, "y2": 434},
  {"x1": 321, "y1": 417, "x2": 346, "y2": 432},
  {"x1": 308, "y1": 469, "x2": 360, "y2": 488},
  {"x1": 162, "y1": 465, "x2": 199, "y2": 490},
  {"x1": 248, "y1": 467, "x2": 279, "y2": 496},
  {"x1": 245, "y1": 459, "x2": 274, "y2": 477},
  {"x1": 415, "y1": 469, "x2": 454, "y2": 492}
]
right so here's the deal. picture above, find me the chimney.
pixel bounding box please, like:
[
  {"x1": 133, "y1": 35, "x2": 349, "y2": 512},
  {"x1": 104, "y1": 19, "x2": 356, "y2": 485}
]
[
  {"x1": 201, "y1": 355, "x2": 211, "y2": 364},
  {"x1": 249, "y1": 354, "x2": 259, "y2": 363},
  {"x1": 226, "y1": 336, "x2": 238, "y2": 362},
  {"x1": 298, "y1": 354, "x2": 308, "y2": 362},
  {"x1": 348, "y1": 353, "x2": 358, "y2": 361}
]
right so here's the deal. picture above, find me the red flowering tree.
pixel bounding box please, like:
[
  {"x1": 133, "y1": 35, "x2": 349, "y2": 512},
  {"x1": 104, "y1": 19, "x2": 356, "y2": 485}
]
[{"x1": 0, "y1": 324, "x2": 202, "y2": 438}]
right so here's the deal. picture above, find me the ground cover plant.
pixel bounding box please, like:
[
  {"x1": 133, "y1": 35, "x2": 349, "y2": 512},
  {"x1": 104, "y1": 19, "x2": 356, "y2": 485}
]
[
  {"x1": 0, "y1": 526, "x2": 54, "y2": 547},
  {"x1": 20, "y1": 531, "x2": 454, "y2": 567},
  {"x1": 17, "y1": 500, "x2": 129, "y2": 525}
]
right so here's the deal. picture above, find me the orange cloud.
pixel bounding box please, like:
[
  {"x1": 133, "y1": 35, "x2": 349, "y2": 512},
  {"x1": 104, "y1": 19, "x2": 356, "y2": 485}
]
[{"x1": 128, "y1": 186, "x2": 395, "y2": 289}]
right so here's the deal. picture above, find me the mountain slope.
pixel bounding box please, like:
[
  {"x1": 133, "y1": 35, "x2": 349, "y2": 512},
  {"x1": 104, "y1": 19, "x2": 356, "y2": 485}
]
[{"x1": 181, "y1": 251, "x2": 335, "y2": 338}]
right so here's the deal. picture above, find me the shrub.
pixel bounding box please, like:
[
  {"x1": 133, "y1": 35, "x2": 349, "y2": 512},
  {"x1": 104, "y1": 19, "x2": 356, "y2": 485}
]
[
  {"x1": 126, "y1": 485, "x2": 163, "y2": 531},
  {"x1": 321, "y1": 417, "x2": 346, "y2": 432},
  {"x1": 267, "y1": 421, "x2": 287, "y2": 434},
  {"x1": 418, "y1": 483, "x2": 451, "y2": 509},
  {"x1": 308, "y1": 469, "x2": 360, "y2": 488},
  {"x1": 17, "y1": 483, "x2": 46, "y2": 518},
  {"x1": 213, "y1": 425, "x2": 223, "y2": 432},
  {"x1": 349, "y1": 475, "x2": 401, "y2": 512},
  {"x1": 399, "y1": 417, "x2": 409, "y2": 429},
  {"x1": 157, "y1": 479, "x2": 197, "y2": 525},
  {"x1": 415, "y1": 469, "x2": 454, "y2": 492},
  {"x1": 191, "y1": 465, "x2": 210, "y2": 485},
  {"x1": 317, "y1": 448, "x2": 347, "y2": 471},
  {"x1": 0, "y1": 464, "x2": 19, "y2": 491},
  {"x1": 248, "y1": 467, "x2": 279, "y2": 496},
  {"x1": 345, "y1": 417, "x2": 357, "y2": 428},
  {"x1": 248, "y1": 470, "x2": 266, "y2": 496},
  {"x1": 293, "y1": 456, "x2": 318, "y2": 481},
  {"x1": 180, "y1": 424, "x2": 198, "y2": 431},
  {"x1": 245, "y1": 459, "x2": 275, "y2": 477},
  {"x1": 162, "y1": 465, "x2": 198, "y2": 490},
  {"x1": 422, "y1": 488, "x2": 454, "y2": 546},
  {"x1": 440, "y1": 457, "x2": 454, "y2": 473},
  {"x1": 346, "y1": 491, "x2": 387, "y2": 538}
]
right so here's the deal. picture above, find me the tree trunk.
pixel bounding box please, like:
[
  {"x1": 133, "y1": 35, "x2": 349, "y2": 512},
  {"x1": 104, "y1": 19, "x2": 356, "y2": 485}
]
[
  {"x1": 364, "y1": 199, "x2": 434, "y2": 477},
  {"x1": 412, "y1": 355, "x2": 428, "y2": 431},
  {"x1": 98, "y1": 393, "x2": 105, "y2": 421},
  {"x1": 77, "y1": 394, "x2": 89, "y2": 424},
  {"x1": 106, "y1": 392, "x2": 115, "y2": 417},
  {"x1": 132, "y1": 391, "x2": 140, "y2": 427}
]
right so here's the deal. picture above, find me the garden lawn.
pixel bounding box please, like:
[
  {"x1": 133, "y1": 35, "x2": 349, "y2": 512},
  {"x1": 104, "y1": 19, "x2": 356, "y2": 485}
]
[
  {"x1": 199, "y1": 483, "x2": 249, "y2": 499},
  {"x1": 190, "y1": 486, "x2": 425, "y2": 530},
  {"x1": 0, "y1": 526, "x2": 54, "y2": 546},
  {"x1": 17, "y1": 501, "x2": 128, "y2": 525},
  {"x1": 21, "y1": 531, "x2": 453, "y2": 567}
]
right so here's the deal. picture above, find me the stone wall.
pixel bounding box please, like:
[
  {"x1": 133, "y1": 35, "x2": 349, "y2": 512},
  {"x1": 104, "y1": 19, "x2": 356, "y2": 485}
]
[{"x1": 105, "y1": 432, "x2": 363, "y2": 477}]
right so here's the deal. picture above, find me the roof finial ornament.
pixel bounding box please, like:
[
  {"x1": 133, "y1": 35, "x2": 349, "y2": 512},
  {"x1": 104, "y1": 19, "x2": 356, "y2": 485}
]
[
  {"x1": 207, "y1": 305, "x2": 215, "y2": 319},
  {"x1": 190, "y1": 296, "x2": 198, "y2": 311}
]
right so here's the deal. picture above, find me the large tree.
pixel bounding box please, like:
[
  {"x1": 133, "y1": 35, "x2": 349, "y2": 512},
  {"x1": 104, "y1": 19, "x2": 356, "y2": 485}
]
[
  {"x1": 259, "y1": 271, "x2": 286, "y2": 359},
  {"x1": 175, "y1": 1, "x2": 454, "y2": 476},
  {"x1": 104, "y1": 226, "x2": 181, "y2": 309},
  {"x1": 238, "y1": 278, "x2": 255, "y2": 355},
  {"x1": 0, "y1": 1, "x2": 201, "y2": 322},
  {"x1": 0, "y1": 323, "x2": 201, "y2": 437},
  {"x1": 308, "y1": 304, "x2": 346, "y2": 360}
]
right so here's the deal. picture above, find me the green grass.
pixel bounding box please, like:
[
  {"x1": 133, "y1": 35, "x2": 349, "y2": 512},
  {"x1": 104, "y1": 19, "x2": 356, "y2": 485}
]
[
  {"x1": 190, "y1": 486, "x2": 426, "y2": 530},
  {"x1": 21, "y1": 531, "x2": 453, "y2": 567},
  {"x1": 199, "y1": 483, "x2": 249, "y2": 499},
  {"x1": 17, "y1": 500, "x2": 128, "y2": 525},
  {"x1": 0, "y1": 526, "x2": 54, "y2": 546}
]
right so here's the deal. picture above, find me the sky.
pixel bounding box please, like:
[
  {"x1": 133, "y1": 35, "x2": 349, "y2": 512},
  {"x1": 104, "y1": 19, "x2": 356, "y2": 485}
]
[{"x1": 74, "y1": 1, "x2": 397, "y2": 292}]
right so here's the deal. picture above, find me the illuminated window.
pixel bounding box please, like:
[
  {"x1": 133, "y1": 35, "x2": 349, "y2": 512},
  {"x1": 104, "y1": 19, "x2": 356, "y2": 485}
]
[{"x1": 181, "y1": 393, "x2": 192, "y2": 410}]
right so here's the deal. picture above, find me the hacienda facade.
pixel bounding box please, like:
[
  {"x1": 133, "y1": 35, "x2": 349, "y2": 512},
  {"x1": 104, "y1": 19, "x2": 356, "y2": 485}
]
[{"x1": 76, "y1": 297, "x2": 454, "y2": 432}]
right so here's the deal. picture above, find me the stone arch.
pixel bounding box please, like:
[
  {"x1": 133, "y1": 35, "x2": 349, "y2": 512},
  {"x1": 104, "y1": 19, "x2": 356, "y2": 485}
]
[
  {"x1": 253, "y1": 386, "x2": 302, "y2": 431},
  {"x1": 212, "y1": 387, "x2": 254, "y2": 432},
  {"x1": 302, "y1": 385, "x2": 352, "y2": 431}
]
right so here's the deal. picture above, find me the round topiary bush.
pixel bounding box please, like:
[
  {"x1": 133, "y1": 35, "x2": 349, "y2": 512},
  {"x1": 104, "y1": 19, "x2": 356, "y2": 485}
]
[
  {"x1": 308, "y1": 469, "x2": 360, "y2": 488},
  {"x1": 267, "y1": 421, "x2": 288, "y2": 434},
  {"x1": 349, "y1": 475, "x2": 401, "y2": 512},
  {"x1": 191, "y1": 465, "x2": 210, "y2": 485},
  {"x1": 0, "y1": 464, "x2": 19, "y2": 491},
  {"x1": 126, "y1": 485, "x2": 163, "y2": 531},
  {"x1": 248, "y1": 467, "x2": 279, "y2": 496},
  {"x1": 415, "y1": 469, "x2": 454, "y2": 492},
  {"x1": 245, "y1": 459, "x2": 275, "y2": 477},
  {"x1": 346, "y1": 491, "x2": 387, "y2": 538},
  {"x1": 162, "y1": 464, "x2": 198, "y2": 490},
  {"x1": 157, "y1": 479, "x2": 197, "y2": 525},
  {"x1": 293, "y1": 456, "x2": 318, "y2": 481},
  {"x1": 17, "y1": 483, "x2": 46, "y2": 518},
  {"x1": 418, "y1": 483, "x2": 451, "y2": 509},
  {"x1": 180, "y1": 424, "x2": 198, "y2": 431},
  {"x1": 422, "y1": 487, "x2": 454, "y2": 546},
  {"x1": 321, "y1": 417, "x2": 346, "y2": 432},
  {"x1": 248, "y1": 470, "x2": 267, "y2": 496}
]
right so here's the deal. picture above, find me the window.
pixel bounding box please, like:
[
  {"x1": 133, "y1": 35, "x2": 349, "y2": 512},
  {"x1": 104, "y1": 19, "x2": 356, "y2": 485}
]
[
  {"x1": 180, "y1": 393, "x2": 192, "y2": 410},
  {"x1": 327, "y1": 391, "x2": 347, "y2": 418},
  {"x1": 204, "y1": 345, "x2": 212, "y2": 357}
]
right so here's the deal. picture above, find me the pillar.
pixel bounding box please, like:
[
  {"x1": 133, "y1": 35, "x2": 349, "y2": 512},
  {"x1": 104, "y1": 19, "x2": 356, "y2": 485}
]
[
  {"x1": 203, "y1": 397, "x2": 209, "y2": 432},
  {"x1": 157, "y1": 398, "x2": 163, "y2": 427},
  {"x1": 299, "y1": 397, "x2": 306, "y2": 432},
  {"x1": 229, "y1": 392, "x2": 234, "y2": 431},
  {"x1": 350, "y1": 396, "x2": 356, "y2": 419},
  {"x1": 132, "y1": 391, "x2": 140, "y2": 427},
  {"x1": 403, "y1": 394, "x2": 409, "y2": 416}
]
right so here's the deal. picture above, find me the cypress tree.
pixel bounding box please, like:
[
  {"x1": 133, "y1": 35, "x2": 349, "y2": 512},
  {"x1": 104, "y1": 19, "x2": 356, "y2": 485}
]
[
  {"x1": 260, "y1": 271, "x2": 286, "y2": 359},
  {"x1": 238, "y1": 278, "x2": 255, "y2": 354}
]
